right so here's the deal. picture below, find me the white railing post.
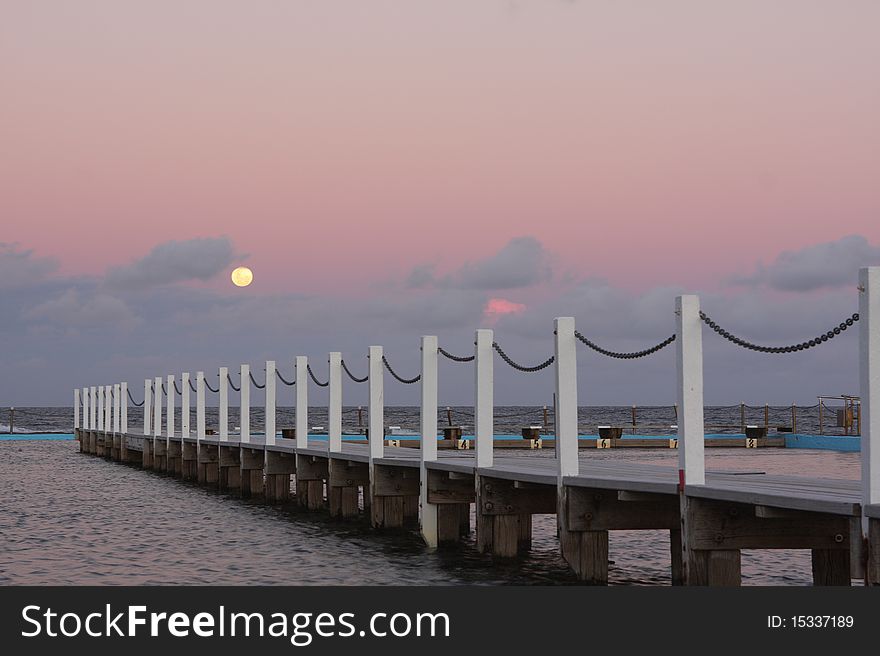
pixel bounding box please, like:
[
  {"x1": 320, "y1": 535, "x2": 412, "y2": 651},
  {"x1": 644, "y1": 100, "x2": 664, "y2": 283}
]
[
  {"x1": 295, "y1": 356, "x2": 308, "y2": 449},
  {"x1": 219, "y1": 367, "x2": 228, "y2": 441},
  {"x1": 676, "y1": 295, "x2": 705, "y2": 486},
  {"x1": 83, "y1": 387, "x2": 90, "y2": 430},
  {"x1": 166, "y1": 375, "x2": 175, "y2": 443},
  {"x1": 555, "y1": 317, "x2": 579, "y2": 481},
  {"x1": 368, "y1": 346, "x2": 384, "y2": 463},
  {"x1": 475, "y1": 328, "x2": 494, "y2": 468},
  {"x1": 121, "y1": 382, "x2": 128, "y2": 434},
  {"x1": 420, "y1": 335, "x2": 439, "y2": 547},
  {"x1": 181, "y1": 373, "x2": 190, "y2": 438},
  {"x1": 143, "y1": 379, "x2": 151, "y2": 436},
  {"x1": 196, "y1": 372, "x2": 206, "y2": 442},
  {"x1": 113, "y1": 384, "x2": 120, "y2": 433},
  {"x1": 74, "y1": 389, "x2": 80, "y2": 430},
  {"x1": 860, "y1": 267, "x2": 879, "y2": 533},
  {"x1": 328, "y1": 352, "x2": 342, "y2": 453},
  {"x1": 240, "y1": 364, "x2": 250, "y2": 443},
  {"x1": 265, "y1": 361, "x2": 276, "y2": 445},
  {"x1": 105, "y1": 385, "x2": 112, "y2": 433},
  {"x1": 90, "y1": 386, "x2": 98, "y2": 431},
  {"x1": 153, "y1": 376, "x2": 162, "y2": 438},
  {"x1": 97, "y1": 385, "x2": 105, "y2": 432}
]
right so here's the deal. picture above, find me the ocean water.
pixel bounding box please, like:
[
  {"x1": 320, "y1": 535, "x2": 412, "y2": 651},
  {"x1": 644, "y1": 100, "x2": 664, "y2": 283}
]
[{"x1": 0, "y1": 407, "x2": 861, "y2": 586}]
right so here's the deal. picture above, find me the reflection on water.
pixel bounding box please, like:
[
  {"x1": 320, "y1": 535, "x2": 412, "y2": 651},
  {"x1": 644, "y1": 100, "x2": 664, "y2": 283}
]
[{"x1": 0, "y1": 441, "x2": 859, "y2": 586}]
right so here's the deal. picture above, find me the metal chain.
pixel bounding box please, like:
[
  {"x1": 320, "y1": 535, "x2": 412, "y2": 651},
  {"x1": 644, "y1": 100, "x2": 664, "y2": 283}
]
[
  {"x1": 574, "y1": 331, "x2": 676, "y2": 359},
  {"x1": 341, "y1": 359, "x2": 369, "y2": 383},
  {"x1": 307, "y1": 364, "x2": 329, "y2": 387},
  {"x1": 189, "y1": 378, "x2": 198, "y2": 393},
  {"x1": 438, "y1": 347, "x2": 475, "y2": 363},
  {"x1": 173, "y1": 380, "x2": 182, "y2": 396},
  {"x1": 382, "y1": 355, "x2": 421, "y2": 384},
  {"x1": 492, "y1": 342, "x2": 555, "y2": 372},
  {"x1": 127, "y1": 388, "x2": 144, "y2": 406},
  {"x1": 699, "y1": 311, "x2": 859, "y2": 354},
  {"x1": 205, "y1": 377, "x2": 219, "y2": 393},
  {"x1": 249, "y1": 371, "x2": 266, "y2": 389},
  {"x1": 161, "y1": 383, "x2": 167, "y2": 396},
  {"x1": 227, "y1": 372, "x2": 240, "y2": 392},
  {"x1": 276, "y1": 369, "x2": 295, "y2": 386}
]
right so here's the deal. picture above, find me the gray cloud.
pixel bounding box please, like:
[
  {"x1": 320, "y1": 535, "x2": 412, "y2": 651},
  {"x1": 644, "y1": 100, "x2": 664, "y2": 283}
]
[
  {"x1": 730, "y1": 235, "x2": 880, "y2": 292},
  {"x1": 23, "y1": 288, "x2": 139, "y2": 330},
  {"x1": 407, "y1": 236, "x2": 553, "y2": 290},
  {"x1": 105, "y1": 237, "x2": 236, "y2": 290},
  {"x1": 0, "y1": 243, "x2": 58, "y2": 289}
]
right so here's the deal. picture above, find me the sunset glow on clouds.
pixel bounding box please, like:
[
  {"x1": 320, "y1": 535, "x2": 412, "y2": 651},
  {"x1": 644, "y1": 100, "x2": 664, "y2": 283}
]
[
  {"x1": 484, "y1": 298, "x2": 527, "y2": 323},
  {"x1": 0, "y1": 1, "x2": 877, "y2": 404}
]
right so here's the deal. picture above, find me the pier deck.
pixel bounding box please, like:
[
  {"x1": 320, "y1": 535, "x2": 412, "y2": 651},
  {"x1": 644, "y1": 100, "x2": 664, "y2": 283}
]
[{"x1": 78, "y1": 428, "x2": 870, "y2": 586}]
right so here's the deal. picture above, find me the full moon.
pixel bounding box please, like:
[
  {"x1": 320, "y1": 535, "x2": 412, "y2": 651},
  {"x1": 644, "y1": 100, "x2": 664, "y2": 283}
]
[{"x1": 231, "y1": 266, "x2": 253, "y2": 287}]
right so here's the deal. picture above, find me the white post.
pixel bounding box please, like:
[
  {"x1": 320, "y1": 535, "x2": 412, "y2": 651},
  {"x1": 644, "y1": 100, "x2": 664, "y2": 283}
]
[
  {"x1": 240, "y1": 364, "x2": 250, "y2": 443},
  {"x1": 181, "y1": 373, "x2": 190, "y2": 438},
  {"x1": 166, "y1": 375, "x2": 175, "y2": 443},
  {"x1": 368, "y1": 346, "x2": 384, "y2": 463},
  {"x1": 676, "y1": 295, "x2": 705, "y2": 486},
  {"x1": 295, "y1": 356, "x2": 308, "y2": 449},
  {"x1": 420, "y1": 336, "x2": 439, "y2": 547},
  {"x1": 82, "y1": 387, "x2": 89, "y2": 430},
  {"x1": 97, "y1": 385, "x2": 105, "y2": 431},
  {"x1": 196, "y1": 371, "x2": 206, "y2": 442},
  {"x1": 265, "y1": 360, "x2": 276, "y2": 445},
  {"x1": 153, "y1": 376, "x2": 162, "y2": 438},
  {"x1": 90, "y1": 386, "x2": 97, "y2": 431},
  {"x1": 74, "y1": 389, "x2": 80, "y2": 430},
  {"x1": 475, "y1": 328, "x2": 494, "y2": 468},
  {"x1": 121, "y1": 382, "x2": 128, "y2": 434},
  {"x1": 860, "y1": 267, "x2": 879, "y2": 532},
  {"x1": 328, "y1": 352, "x2": 342, "y2": 452},
  {"x1": 105, "y1": 385, "x2": 112, "y2": 433},
  {"x1": 219, "y1": 367, "x2": 228, "y2": 441},
  {"x1": 143, "y1": 379, "x2": 151, "y2": 436},
  {"x1": 555, "y1": 317, "x2": 579, "y2": 481},
  {"x1": 113, "y1": 384, "x2": 120, "y2": 433}
]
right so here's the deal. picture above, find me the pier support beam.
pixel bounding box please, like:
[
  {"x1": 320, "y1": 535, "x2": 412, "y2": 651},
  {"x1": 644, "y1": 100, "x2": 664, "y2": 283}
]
[
  {"x1": 197, "y1": 443, "x2": 219, "y2": 485},
  {"x1": 152, "y1": 437, "x2": 167, "y2": 472},
  {"x1": 296, "y1": 455, "x2": 327, "y2": 510},
  {"x1": 868, "y1": 516, "x2": 880, "y2": 585},
  {"x1": 240, "y1": 446, "x2": 264, "y2": 498},
  {"x1": 265, "y1": 451, "x2": 295, "y2": 504},
  {"x1": 182, "y1": 441, "x2": 198, "y2": 481},
  {"x1": 476, "y1": 475, "x2": 554, "y2": 558},
  {"x1": 683, "y1": 496, "x2": 853, "y2": 586},
  {"x1": 562, "y1": 486, "x2": 680, "y2": 584},
  {"x1": 218, "y1": 444, "x2": 241, "y2": 491},
  {"x1": 142, "y1": 437, "x2": 153, "y2": 469},
  {"x1": 426, "y1": 469, "x2": 473, "y2": 544},
  {"x1": 329, "y1": 458, "x2": 368, "y2": 518},
  {"x1": 372, "y1": 463, "x2": 419, "y2": 528},
  {"x1": 167, "y1": 439, "x2": 182, "y2": 477}
]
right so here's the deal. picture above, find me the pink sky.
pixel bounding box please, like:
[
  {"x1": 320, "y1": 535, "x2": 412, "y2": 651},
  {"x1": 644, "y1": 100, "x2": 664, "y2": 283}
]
[{"x1": 2, "y1": 1, "x2": 878, "y2": 295}]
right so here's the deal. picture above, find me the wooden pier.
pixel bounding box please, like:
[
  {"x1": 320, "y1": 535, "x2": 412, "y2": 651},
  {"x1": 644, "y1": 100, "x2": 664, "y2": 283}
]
[{"x1": 71, "y1": 267, "x2": 880, "y2": 586}]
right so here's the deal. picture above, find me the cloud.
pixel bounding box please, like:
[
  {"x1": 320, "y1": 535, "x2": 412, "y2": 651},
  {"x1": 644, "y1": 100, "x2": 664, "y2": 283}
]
[
  {"x1": 0, "y1": 243, "x2": 58, "y2": 289},
  {"x1": 23, "y1": 288, "x2": 139, "y2": 329},
  {"x1": 406, "y1": 236, "x2": 553, "y2": 290},
  {"x1": 105, "y1": 237, "x2": 236, "y2": 290},
  {"x1": 483, "y1": 298, "x2": 526, "y2": 324},
  {"x1": 730, "y1": 235, "x2": 880, "y2": 292}
]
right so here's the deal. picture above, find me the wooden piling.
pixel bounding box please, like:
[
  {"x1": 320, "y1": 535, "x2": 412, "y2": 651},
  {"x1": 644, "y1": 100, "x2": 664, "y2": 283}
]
[
  {"x1": 240, "y1": 445, "x2": 264, "y2": 498},
  {"x1": 295, "y1": 454, "x2": 327, "y2": 510},
  {"x1": 264, "y1": 451, "x2": 295, "y2": 504}
]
